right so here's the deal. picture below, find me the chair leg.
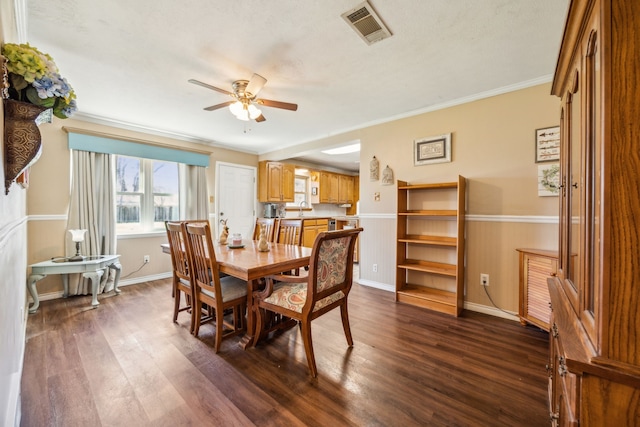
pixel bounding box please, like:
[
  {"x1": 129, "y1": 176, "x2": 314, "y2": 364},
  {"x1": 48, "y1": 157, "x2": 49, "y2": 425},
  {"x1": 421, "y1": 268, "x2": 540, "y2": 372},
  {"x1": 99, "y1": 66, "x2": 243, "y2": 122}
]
[
  {"x1": 340, "y1": 302, "x2": 354, "y2": 346},
  {"x1": 192, "y1": 300, "x2": 202, "y2": 337},
  {"x1": 188, "y1": 294, "x2": 196, "y2": 334},
  {"x1": 173, "y1": 288, "x2": 181, "y2": 323},
  {"x1": 300, "y1": 322, "x2": 317, "y2": 377},
  {"x1": 214, "y1": 306, "x2": 224, "y2": 353}
]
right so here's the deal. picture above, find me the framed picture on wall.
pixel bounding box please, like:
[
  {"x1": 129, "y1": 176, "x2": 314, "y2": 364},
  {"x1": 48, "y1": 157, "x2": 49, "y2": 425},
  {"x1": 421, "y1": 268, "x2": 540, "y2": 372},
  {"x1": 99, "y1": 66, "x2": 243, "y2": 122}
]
[
  {"x1": 414, "y1": 133, "x2": 452, "y2": 166},
  {"x1": 538, "y1": 163, "x2": 560, "y2": 196},
  {"x1": 535, "y1": 126, "x2": 560, "y2": 163}
]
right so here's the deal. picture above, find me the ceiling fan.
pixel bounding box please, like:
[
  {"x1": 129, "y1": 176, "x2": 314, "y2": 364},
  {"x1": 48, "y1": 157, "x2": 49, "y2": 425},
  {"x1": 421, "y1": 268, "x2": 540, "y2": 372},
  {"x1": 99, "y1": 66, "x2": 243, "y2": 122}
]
[{"x1": 188, "y1": 73, "x2": 298, "y2": 122}]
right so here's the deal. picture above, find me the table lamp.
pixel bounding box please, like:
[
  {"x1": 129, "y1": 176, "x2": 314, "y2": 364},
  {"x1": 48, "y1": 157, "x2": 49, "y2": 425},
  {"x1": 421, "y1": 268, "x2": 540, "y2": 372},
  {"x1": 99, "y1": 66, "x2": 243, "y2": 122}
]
[{"x1": 68, "y1": 229, "x2": 87, "y2": 262}]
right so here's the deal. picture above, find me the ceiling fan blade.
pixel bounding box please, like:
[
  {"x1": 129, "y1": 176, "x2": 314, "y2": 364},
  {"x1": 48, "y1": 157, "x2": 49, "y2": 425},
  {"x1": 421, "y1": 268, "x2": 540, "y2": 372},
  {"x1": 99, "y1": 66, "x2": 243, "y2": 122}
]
[
  {"x1": 255, "y1": 114, "x2": 266, "y2": 122},
  {"x1": 204, "y1": 100, "x2": 235, "y2": 111},
  {"x1": 188, "y1": 79, "x2": 233, "y2": 96},
  {"x1": 256, "y1": 98, "x2": 298, "y2": 111},
  {"x1": 246, "y1": 73, "x2": 267, "y2": 97}
]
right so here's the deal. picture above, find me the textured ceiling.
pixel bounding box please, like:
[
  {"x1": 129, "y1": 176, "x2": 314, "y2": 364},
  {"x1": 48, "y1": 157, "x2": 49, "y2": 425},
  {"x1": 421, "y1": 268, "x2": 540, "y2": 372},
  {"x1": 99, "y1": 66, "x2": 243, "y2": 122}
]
[{"x1": 24, "y1": 1, "x2": 569, "y2": 172}]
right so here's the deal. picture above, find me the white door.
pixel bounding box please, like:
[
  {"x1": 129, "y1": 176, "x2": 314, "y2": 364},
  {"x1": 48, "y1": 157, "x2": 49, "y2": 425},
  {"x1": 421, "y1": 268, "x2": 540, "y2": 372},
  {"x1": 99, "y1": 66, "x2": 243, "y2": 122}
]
[{"x1": 216, "y1": 162, "x2": 256, "y2": 241}]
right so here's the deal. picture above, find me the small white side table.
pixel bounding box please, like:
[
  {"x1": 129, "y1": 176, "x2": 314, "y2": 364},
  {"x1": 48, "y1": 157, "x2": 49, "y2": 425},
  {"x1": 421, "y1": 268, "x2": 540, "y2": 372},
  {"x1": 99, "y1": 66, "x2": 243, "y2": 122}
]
[{"x1": 27, "y1": 254, "x2": 122, "y2": 313}]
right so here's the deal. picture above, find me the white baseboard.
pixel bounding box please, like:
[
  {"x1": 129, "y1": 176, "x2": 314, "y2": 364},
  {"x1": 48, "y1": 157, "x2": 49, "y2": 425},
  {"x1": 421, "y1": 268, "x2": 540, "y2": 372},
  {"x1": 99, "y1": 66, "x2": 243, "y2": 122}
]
[
  {"x1": 356, "y1": 279, "x2": 395, "y2": 293},
  {"x1": 32, "y1": 272, "x2": 173, "y2": 303},
  {"x1": 464, "y1": 301, "x2": 519, "y2": 322},
  {"x1": 356, "y1": 280, "x2": 519, "y2": 322}
]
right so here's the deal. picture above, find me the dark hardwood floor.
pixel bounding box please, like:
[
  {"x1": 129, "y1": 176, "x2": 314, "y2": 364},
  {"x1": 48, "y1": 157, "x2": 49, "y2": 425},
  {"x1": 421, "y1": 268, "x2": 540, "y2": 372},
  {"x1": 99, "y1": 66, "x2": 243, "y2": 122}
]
[{"x1": 21, "y1": 276, "x2": 550, "y2": 426}]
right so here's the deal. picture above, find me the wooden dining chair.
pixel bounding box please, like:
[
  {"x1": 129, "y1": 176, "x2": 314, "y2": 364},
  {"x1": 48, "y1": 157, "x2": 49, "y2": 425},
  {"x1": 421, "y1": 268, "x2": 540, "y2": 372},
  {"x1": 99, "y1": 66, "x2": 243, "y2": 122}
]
[
  {"x1": 275, "y1": 218, "x2": 303, "y2": 246},
  {"x1": 254, "y1": 227, "x2": 363, "y2": 377},
  {"x1": 252, "y1": 217, "x2": 277, "y2": 242},
  {"x1": 275, "y1": 218, "x2": 304, "y2": 275},
  {"x1": 165, "y1": 220, "x2": 195, "y2": 330},
  {"x1": 184, "y1": 222, "x2": 248, "y2": 352}
]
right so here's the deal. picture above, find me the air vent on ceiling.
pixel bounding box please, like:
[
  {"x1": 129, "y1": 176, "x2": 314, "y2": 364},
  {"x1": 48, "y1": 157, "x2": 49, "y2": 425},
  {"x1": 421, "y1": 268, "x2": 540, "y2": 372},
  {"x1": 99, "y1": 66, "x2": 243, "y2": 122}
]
[{"x1": 341, "y1": 1, "x2": 392, "y2": 45}]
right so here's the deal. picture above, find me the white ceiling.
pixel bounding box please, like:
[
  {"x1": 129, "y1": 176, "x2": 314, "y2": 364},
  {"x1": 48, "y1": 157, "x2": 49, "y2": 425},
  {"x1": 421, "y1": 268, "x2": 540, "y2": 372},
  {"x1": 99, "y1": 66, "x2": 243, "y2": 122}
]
[{"x1": 24, "y1": 0, "x2": 569, "y2": 173}]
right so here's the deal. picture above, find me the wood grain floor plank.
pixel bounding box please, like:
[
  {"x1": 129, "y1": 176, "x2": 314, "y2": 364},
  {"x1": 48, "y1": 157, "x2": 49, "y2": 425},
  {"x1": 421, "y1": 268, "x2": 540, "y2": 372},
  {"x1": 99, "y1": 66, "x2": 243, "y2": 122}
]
[{"x1": 21, "y1": 276, "x2": 550, "y2": 426}]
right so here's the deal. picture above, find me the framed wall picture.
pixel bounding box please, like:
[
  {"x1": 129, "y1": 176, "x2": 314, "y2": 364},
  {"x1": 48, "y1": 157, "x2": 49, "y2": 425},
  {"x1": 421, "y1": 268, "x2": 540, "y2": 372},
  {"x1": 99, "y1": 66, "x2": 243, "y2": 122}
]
[
  {"x1": 414, "y1": 133, "x2": 452, "y2": 166},
  {"x1": 535, "y1": 126, "x2": 560, "y2": 163},
  {"x1": 538, "y1": 163, "x2": 560, "y2": 196}
]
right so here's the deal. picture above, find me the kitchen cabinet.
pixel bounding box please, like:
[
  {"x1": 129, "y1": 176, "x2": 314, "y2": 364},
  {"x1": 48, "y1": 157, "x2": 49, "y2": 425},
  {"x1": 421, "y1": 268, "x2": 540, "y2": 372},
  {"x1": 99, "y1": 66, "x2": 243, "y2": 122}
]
[
  {"x1": 338, "y1": 175, "x2": 354, "y2": 204},
  {"x1": 258, "y1": 161, "x2": 294, "y2": 202},
  {"x1": 547, "y1": 1, "x2": 640, "y2": 425},
  {"x1": 319, "y1": 171, "x2": 355, "y2": 204},
  {"x1": 302, "y1": 218, "x2": 329, "y2": 247},
  {"x1": 319, "y1": 171, "x2": 339, "y2": 203}
]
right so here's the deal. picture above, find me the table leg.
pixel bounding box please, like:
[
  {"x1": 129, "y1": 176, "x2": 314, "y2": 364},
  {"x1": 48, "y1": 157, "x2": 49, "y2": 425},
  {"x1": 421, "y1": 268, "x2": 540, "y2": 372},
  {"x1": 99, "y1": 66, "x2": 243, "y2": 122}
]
[
  {"x1": 109, "y1": 261, "x2": 122, "y2": 294},
  {"x1": 27, "y1": 274, "x2": 46, "y2": 314},
  {"x1": 62, "y1": 274, "x2": 69, "y2": 298},
  {"x1": 84, "y1": 269, "x2": 105, "y2": 308},
  {"x1": 238, "y1": 278, "x2": 260, "y2": 349}
]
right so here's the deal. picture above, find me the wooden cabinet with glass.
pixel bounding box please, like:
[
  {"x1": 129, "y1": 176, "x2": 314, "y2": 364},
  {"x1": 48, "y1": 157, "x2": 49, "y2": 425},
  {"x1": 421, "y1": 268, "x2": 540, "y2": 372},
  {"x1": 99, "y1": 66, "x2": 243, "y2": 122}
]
[
  {"x1": 395, "y1": 176, "x2": 466, "y2": 316},
  {"x1": 547, "y1": 1, "x2": 640, "y2": 425},
  {"x1": 258, "y1": 161, "x2": 294, "y2": 202}
]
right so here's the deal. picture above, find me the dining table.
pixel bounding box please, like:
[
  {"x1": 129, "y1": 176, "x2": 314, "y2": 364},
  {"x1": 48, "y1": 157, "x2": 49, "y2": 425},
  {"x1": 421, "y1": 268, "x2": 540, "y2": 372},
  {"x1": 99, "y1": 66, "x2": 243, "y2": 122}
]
[{"x1": 162, "y1": 239, "x2": 312, "y2": 349}]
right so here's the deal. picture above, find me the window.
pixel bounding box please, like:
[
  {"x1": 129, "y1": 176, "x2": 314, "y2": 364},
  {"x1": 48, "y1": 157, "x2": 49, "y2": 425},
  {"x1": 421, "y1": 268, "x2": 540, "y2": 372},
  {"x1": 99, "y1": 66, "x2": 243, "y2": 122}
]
[
  {"x1": 116, "y1": 155, "x2": 179, "y2": 233},
  {"x1": 287, "y1": 175, "x2": 309, "y2": 207}
]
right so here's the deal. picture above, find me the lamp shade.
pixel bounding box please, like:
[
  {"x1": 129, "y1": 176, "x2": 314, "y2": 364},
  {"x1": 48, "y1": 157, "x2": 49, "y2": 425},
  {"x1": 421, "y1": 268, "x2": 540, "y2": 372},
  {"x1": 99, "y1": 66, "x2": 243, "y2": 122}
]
[
  {"x1": 229, "y1": 101, "x2": 243, "y2": 116},
  {"x1": 68, "y1": 229, "x2": 87, "y2": 242}
]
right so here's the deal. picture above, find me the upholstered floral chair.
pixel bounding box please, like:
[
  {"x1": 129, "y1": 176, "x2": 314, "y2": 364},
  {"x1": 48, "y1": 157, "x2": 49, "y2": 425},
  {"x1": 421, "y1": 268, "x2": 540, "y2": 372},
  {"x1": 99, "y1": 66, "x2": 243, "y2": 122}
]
[{"x1": 254, "y1": 227, "x2": 363, "y2": 377}]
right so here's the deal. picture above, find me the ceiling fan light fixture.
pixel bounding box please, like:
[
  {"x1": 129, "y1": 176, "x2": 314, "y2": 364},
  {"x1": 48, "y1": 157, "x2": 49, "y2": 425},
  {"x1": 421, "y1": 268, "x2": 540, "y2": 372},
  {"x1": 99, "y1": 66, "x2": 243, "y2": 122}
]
[
  {"x1": 248, "y1": 104, "x2": 261, "y2": 120},
  {"x1": 229, "y1": 101, "x2": 243, "y2": 116}
]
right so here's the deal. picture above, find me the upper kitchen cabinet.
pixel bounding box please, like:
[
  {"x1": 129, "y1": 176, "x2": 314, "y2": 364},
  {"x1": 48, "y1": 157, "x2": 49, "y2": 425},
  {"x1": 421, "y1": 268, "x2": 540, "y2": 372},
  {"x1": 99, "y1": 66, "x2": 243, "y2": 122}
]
[
  {"x1": 258, "y1": 161, "x2": 295, "y2": 203},
  {"x1": 338, "y1": 175, "x2": 355, "y2": 204},
  {"x1": 319, "y1": 171, "x2": 339, "y2": 203},
  {"x1": 319, "y1": 171, "x2": 356, "y2": 204}
]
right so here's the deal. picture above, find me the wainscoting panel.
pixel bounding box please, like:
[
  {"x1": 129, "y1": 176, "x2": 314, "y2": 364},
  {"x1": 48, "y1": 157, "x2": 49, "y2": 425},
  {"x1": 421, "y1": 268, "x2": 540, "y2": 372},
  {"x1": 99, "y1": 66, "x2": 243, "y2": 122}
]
[{"x1": 356, "y1": 213, "x2": 557, "y2": 315}]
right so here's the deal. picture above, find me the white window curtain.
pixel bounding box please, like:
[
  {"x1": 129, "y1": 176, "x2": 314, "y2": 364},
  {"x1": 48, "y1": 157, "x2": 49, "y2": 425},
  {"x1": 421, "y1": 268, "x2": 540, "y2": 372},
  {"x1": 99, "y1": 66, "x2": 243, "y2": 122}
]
[
  {"x1": 179, "y1": 164, "x2": 209, "y2": 220},
  {"x1": 66, "y1": 150, "x2": 117, "y2": 295}
]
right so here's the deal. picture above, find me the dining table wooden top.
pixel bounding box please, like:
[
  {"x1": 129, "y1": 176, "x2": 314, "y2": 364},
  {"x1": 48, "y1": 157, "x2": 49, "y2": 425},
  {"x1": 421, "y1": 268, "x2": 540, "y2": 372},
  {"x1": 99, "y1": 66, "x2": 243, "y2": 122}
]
[{"x1": 161, "y1": 239, "x2": 312, "y2": 280}]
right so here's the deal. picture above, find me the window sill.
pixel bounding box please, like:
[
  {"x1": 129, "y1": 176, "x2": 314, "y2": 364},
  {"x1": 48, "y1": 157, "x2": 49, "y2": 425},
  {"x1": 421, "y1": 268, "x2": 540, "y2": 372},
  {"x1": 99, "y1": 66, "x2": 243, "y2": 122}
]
[{"x1": 117, "y1": 231, "x2": 166, "y2": 239}]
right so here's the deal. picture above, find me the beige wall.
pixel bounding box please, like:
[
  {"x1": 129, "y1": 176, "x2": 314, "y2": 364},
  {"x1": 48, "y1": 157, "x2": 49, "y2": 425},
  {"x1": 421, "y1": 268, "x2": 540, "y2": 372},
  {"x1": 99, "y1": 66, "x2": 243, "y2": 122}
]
[
  {"x1": 26, "y1": 81, "x2": 560, "y2": 318},
  {"x1": 263, "y1": 82, "x2": 560, "y2": 316},
  {"x1": 359, "y1": 83, "x2": 560, "y2": 313},
  {"x1": 27, "y1": 119, "x2": 258, "y2": 297}
]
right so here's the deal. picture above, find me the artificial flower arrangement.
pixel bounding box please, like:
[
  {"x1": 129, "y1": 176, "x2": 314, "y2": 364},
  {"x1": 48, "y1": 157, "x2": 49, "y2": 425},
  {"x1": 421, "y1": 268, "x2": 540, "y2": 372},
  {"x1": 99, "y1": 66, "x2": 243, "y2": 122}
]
[{"x1": 2, "y1": 42, "x2": 77, "y2": 119}]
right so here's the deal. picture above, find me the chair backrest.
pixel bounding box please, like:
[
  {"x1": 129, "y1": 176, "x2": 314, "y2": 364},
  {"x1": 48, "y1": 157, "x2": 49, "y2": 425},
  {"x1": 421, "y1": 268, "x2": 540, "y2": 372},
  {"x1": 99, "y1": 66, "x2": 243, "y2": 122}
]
[
  {"x1": 253, "y1": 217, "x2": 277, "y2": 242},
  {"x1": 184, "y1": 222, "x2": 223, "y2": 305},
  {"x1": 276, "y1": 218, "x2": 303, "y2": 246},
  {"x1": 165, "y1": 221, "x2": 190, "y2": 282},
  {"x1": 306, "y1": 228, "x2": 363, "y2": 309}
]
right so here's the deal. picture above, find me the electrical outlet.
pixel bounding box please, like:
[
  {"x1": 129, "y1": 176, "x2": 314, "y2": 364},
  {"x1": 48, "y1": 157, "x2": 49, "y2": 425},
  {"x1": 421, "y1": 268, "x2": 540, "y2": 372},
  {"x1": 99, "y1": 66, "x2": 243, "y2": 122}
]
[
  {"x1": 480, "y1": 273, "x2": 489, "y2": 286},
  {"x1": 144, "y1": 255, "x2": 150, "y2": 264},
  {"x1": 373, "y1": 263, "x2": 378, "y2": 273}
]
